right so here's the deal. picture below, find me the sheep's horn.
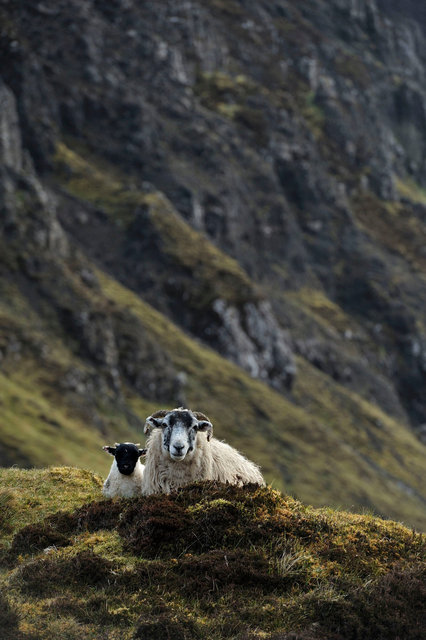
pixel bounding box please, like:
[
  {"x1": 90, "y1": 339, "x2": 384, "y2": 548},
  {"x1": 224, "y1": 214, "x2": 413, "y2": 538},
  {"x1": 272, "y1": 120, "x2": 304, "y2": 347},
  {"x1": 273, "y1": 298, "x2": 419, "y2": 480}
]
[
  {"x1": 193, "y1": 411, "x2": 211, "y2": 422},
  {"x1": 144, "y1": 409, "x2": 169, "y2": 435},
  {"x1": 150, "y1": 409, "x2": 170, "y2": 419}
]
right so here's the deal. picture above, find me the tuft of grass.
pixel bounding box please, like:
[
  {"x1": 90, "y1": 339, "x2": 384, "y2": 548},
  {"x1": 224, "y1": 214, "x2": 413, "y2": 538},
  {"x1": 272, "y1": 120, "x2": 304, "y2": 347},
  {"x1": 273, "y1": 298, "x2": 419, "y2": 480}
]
[
  {"x1": 14, "y1": 550, "x2": 119, "y2": 596},
  {"x1": 311, "y1": 564, "x2": 426, "y2": 640}
]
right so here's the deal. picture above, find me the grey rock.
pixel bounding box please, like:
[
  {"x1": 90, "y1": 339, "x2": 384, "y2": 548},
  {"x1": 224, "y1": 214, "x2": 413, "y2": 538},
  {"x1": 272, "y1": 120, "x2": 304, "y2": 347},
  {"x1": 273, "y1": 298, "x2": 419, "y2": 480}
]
[
  {"x1": 0, "y1": 81, "x2": 22, "y2": 172},
  {"x1": 213, "y1": 298, "x2": 296, "y2": 390}
]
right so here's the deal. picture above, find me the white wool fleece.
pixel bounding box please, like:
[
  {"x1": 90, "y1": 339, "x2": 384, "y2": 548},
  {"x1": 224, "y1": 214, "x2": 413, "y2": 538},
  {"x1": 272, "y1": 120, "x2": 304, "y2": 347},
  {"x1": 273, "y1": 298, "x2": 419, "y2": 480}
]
[
  {"x1": 140, "y1": 429, "x2": 264, "y2": 495},
  {"x1": 102, "y1": 458, "x2": 145, "y2": 498}
]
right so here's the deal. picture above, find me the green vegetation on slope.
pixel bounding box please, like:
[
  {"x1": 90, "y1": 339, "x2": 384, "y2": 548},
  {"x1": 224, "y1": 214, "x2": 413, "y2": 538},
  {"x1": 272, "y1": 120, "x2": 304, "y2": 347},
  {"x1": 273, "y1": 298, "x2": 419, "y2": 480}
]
[
  {"x1": 97, "y1": 268, "x2": 426, "y2": 529},
  {"x1": 1, "y1": 139, "x2": 426, "y2": 527},
  {"x1": 54, "y1": 142, "x2": 257, "y2": 309},
  {"x1": 0, "y1": 468, "x2": 424, "y2": 640},
  {"x1": 0, "y1": 141, "x2": 424, "y2": 529},
  {"x1": 0, "y1": 274, "x2": 156, "y2": 478},
  {"x1": 351, "y1": 191, "x2": 426, "y2": 272}
]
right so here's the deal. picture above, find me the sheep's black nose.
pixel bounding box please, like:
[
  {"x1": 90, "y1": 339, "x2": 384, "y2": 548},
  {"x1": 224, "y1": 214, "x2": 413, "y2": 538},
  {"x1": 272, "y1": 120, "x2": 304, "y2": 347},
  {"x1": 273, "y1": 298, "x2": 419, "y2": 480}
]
[{"x1": 173, "y1": 444, "x2": 184, "y2": 453}]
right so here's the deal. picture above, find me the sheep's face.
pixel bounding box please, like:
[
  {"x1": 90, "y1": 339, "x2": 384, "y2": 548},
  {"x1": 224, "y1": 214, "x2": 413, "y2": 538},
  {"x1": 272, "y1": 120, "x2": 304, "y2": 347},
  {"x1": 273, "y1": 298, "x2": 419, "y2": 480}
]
[
  {"x1": 145, "y1": 409, "x2": 213, "y2": 462},
  {"x1": 103, "y1": 443, "x2": 145, "y2": 475}
]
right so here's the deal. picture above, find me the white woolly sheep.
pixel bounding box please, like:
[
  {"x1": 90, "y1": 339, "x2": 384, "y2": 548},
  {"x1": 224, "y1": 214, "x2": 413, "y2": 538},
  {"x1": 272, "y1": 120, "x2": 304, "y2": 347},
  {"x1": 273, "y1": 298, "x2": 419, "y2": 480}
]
[
  {"x1": 102, "y1": 442, "x2": 146, "y2": 498},
  {"x1": 140, "y1": 408, "x2": 265, "y2": 495}
]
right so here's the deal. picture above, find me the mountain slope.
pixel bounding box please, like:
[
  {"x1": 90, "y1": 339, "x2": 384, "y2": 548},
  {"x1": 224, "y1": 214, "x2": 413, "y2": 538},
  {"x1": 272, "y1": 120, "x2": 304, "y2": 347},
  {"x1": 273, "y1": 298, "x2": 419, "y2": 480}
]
[
  {"x1": 0, "y1": 162, "x2": 425, "y2": 526},
  {"x1": 0, "y1": 0, "x2": 426, "y2": 527}
]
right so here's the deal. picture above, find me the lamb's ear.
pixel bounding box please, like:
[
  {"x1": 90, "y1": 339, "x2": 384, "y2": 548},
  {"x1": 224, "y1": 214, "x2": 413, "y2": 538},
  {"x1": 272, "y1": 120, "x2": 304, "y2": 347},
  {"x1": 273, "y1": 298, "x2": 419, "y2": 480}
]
[
  {"x1": 103, "y1": 446, "x2": 116, "y2": 456},
  {"x1": 138, "y1": 448, "x2": 147, "y2": 457},
  {"x1": 195, "y1": 420, "x2": 213, "y2": 441}
]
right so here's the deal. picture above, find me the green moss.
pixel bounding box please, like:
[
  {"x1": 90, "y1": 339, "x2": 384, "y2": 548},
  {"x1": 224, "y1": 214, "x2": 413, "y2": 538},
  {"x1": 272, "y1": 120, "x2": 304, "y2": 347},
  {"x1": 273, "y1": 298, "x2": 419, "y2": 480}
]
[
  {"x1": 334, "y1": 53, "x2": 371, "y2": 88},
  {"x1": 351, "y1": 191, "x2": 426, "y2": 271},
  {"x1": 286, "y1": 287, "x2": 353, "y2": 333},
  {"x1": 144, "y1": 191, "x2": 256, "y2": 307},
  {"x1": 194, "y1": 70, "x2": 268, "y2": 143},
  {"x1": 54, "y1": 142, "x2": 143, "y2": 225},
  {"x1": 2, "y1": 474, "x2": 424, "y2": 640},
  {"x1": 195, "y1": 70, "x2": 258, "y2": 113},
  {"x1": 300, "y1": 91, "x2": 325, "y2": 139},
  {"x1": 395, "y1": 176, "x2": 426, "y2": 206}
]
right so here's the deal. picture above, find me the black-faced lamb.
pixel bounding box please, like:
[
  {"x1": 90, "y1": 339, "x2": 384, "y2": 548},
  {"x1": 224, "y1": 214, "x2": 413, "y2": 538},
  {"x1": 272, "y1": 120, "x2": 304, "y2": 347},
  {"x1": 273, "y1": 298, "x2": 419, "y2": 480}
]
[
  {"x1": 141, "y1": 408, "x2": 265, "y2": 495},
  {"x1": 102, "y1": 442, "x2": 146, "y2": 498}
]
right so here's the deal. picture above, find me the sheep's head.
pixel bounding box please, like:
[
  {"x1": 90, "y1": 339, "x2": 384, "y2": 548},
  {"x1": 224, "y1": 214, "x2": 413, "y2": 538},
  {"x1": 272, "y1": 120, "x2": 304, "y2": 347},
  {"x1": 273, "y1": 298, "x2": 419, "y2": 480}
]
[
  {"x1": 144, "y1": 408, "x2": 213, "y2": 461},
  {"x1": 103, "y1": 442, "x2": 146, "y2": 475}
]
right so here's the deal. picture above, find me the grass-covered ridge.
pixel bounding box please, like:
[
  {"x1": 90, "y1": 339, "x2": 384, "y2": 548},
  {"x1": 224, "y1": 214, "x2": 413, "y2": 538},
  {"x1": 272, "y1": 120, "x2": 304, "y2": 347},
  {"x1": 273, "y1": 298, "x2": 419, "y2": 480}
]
[{"x1": 0, "y1": 468, "x2": 424, "y2": 640}]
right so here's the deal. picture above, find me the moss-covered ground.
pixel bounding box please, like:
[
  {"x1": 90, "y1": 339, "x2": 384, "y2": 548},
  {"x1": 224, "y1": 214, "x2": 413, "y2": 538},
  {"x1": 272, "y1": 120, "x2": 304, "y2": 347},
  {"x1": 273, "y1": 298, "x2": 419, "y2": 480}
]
[{"x1": 0, "y1": 468, "x2": 424, "y2": 640}]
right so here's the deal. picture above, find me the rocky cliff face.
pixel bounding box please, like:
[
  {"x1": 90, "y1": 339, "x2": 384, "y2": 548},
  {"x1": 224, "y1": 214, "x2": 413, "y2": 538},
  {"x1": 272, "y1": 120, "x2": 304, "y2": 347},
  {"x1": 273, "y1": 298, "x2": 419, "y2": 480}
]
[{"x1": 0, "y1": 0, "x2": 426, "y2": 525}]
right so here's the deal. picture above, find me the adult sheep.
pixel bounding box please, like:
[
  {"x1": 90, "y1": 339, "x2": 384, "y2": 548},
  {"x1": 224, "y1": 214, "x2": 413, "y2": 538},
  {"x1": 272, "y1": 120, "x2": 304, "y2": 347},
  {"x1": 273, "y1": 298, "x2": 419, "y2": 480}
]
[
  {"x1": 102, "y1": 442, "x2": 146, "y2": 498},
  {"x1": 141, "y1": 407, "x2": 265, "y2": 495}
]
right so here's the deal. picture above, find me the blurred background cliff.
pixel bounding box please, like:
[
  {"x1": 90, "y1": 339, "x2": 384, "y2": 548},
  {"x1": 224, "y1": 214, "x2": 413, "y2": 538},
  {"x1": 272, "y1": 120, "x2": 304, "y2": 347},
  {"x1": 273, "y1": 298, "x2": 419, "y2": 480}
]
[{"x1": 0, "y1": 0, "x2": 425, "y2": 528}]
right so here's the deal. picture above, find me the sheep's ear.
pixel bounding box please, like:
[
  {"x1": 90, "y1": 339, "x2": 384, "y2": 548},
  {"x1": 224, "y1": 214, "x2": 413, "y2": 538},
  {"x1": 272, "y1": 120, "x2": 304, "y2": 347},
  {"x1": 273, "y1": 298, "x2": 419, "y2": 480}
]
[
  {"x1": 138, "y1": 448, "x2": 147, "y2": 457},
  {"x1": 195, "y1": 420, "x2": 213, "y2": 441},
  {"x1": 144, "y1": 415, "x2": 164, "y2": 435},
  {"x1": 103, "y1": 446, "x2": 116, "y2": 456}
]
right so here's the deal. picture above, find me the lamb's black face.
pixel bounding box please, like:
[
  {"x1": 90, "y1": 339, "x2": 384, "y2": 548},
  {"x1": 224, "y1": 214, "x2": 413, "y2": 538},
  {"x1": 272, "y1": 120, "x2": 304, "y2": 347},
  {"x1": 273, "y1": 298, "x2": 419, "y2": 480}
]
[{"x1": 113, "y1": 444, "x2": 141, "y2": 475}]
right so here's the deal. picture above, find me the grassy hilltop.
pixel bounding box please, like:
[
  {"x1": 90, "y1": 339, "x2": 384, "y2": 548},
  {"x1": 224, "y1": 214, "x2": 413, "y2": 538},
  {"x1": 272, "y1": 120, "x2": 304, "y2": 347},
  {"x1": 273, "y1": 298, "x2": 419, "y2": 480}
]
[{"x1": 0, "y1": 467, "x2": 424, "y2": 640}]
